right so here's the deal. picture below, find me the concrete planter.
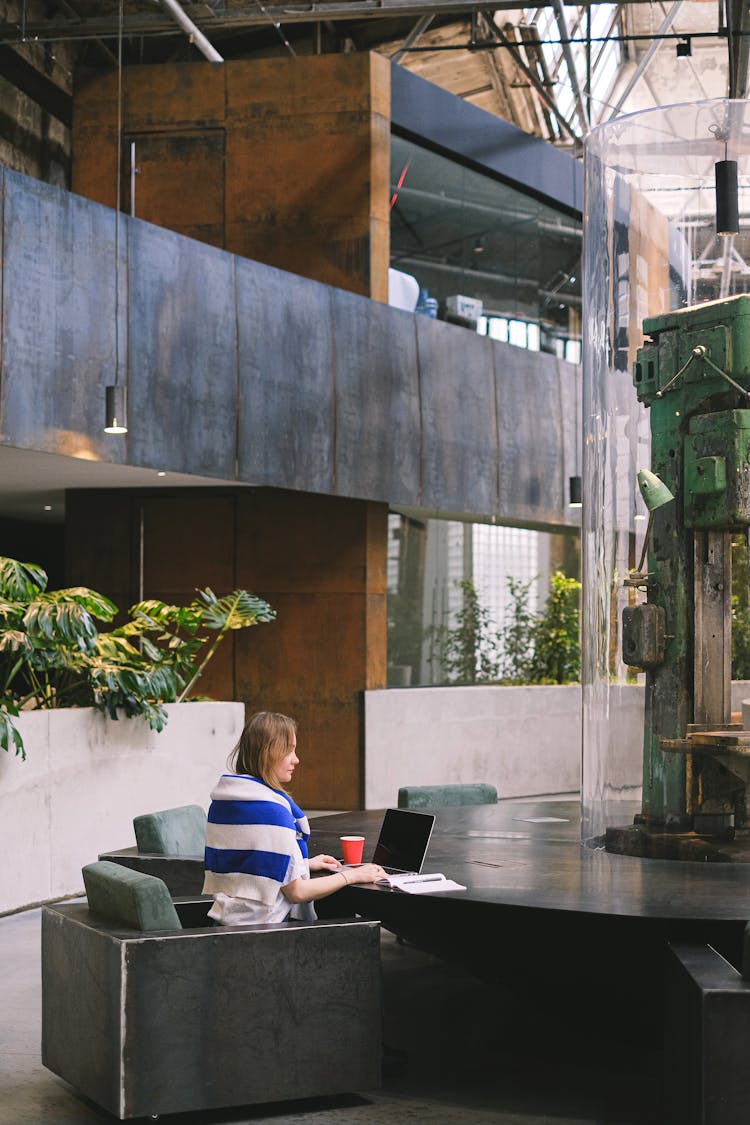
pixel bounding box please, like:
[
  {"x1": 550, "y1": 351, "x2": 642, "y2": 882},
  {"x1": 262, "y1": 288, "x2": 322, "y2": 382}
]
[
  {"x1": 364, "y1": 683, "x2": 587, "y2": 809},
  {"x1": 364, "y1": 682, "x2": 750, "y2": 810},
  {"x1": 0, "y1": 702, "x2": 244, "y2": 915}
]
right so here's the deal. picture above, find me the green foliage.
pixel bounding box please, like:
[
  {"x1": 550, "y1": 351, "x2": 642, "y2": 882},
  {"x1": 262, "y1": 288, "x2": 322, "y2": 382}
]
[
  {"x1": 500, "y1": 577, "x2": 535, "y2": 683},
  {"x1": 433, "y1": 579, "x2": 501, "y2": 685},
  {"x1": 430, "y1": 579, "x2": 501, "y2": 685},
  {"x1": 0, "y1": 556, "x2": 276, "y2": 759},
  {"x1": 732, "y1": 534, "x2": 750, "y2": 679},
  {"x1": 387, "y1": 589, "x2": 424, "y2": 673},
  {"x1": 429, "y1": 571, "x2": 581, "y2": 687},
  {"x1": 527, "y1": 572, "x2": 581, "y2": 685}
]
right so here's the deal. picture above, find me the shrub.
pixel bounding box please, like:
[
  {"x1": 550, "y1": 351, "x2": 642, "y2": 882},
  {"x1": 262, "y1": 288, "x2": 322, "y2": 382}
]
[{"x1": 0, "y1": 556, "x2": 275, "y2": 759}]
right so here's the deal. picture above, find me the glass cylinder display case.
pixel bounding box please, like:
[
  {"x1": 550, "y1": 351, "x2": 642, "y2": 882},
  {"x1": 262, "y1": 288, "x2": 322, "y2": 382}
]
[{"x1": 582, "y1": 100, "x2": 750, "y2": 857}]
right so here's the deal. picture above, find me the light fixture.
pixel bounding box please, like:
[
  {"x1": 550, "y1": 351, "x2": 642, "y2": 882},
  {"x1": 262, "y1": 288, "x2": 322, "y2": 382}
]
[
  {"x1": 104, "y1": 385, "x2": 128, "y2": 434},
  {"x1": 637, "y1": 469, "x2": 674, "y2": 512},
  {"x1": 676, "y1": 38, "x2": 691, "y2": 58},
  {"x1": 104, "y1": 0, "x2": 129, "y2": 435},
  {"x1": 626, "y1": 470, "x2": 674, "y2": 585},
  {"x1": 473, "y1": 237, "x2": 484, "y2": 254},
  {"x1": 715, "y1": 157, "x2": 739, "y2": 236},
  {"x1": 710, "y1": 122, "x2": 740, "y2": 237},
  {"x1": 568, "y1": 475, "x2": 582, "y2": 508}
]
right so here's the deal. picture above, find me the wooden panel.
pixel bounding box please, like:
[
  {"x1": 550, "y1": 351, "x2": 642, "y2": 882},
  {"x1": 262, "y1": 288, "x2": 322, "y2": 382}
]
[
  {"x1": 141, "y1": 494, "x2": 238, "y2": 702},
  {"x1": 234, "y1": 593, "x2": 366, "y2": 809},
  {"x1": 236, "y1": 490, "x2": 372, "y2": 594},
  {"x1": 65, "y1": 491, "x2": 138, "y2": 619},
  {"x1": 64, "y1": 486, "x2": 387, "y2": 809},
  {"x1": 141, "y1": 495, "x2": 235, "y2": 593},
  {"x1": 234, "y1": 489, "x2": 387, "y2": 807}
]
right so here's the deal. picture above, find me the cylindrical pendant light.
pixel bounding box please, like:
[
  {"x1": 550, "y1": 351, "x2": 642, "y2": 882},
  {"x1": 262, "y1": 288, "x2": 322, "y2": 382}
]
[
  {"x1": 568, "y1": 475, "x2": 582, "y2": 508},
  {"x1": 715, "y1": 158, "x2": 739, "y2": 236},
  {"x1": 104, "y1": 385, "x2": 128, "y2": 434}
]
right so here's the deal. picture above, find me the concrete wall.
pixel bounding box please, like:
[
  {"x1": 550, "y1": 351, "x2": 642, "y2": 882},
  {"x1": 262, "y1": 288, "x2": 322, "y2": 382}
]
[
  {"x1": 365, "y1": 684, "x2": 588, "y2": 808},
  {"x1": 0, "y1": 701, "x2": 243, "y2": 914},
  {"x1": 364, "y1": 681, "x2": 750, "y2": 809}
]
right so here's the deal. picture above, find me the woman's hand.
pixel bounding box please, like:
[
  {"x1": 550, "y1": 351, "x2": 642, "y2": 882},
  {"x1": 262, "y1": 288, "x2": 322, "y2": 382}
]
[
  {"x1": 309, "y1": 853, "x2": 342, "y2": 873},
  {"x1": 283, "y1": 860, "x2": 387, "y2": 904},
  {"x1": 344, "y1": 863, "x2": 386, "y2": 885}
]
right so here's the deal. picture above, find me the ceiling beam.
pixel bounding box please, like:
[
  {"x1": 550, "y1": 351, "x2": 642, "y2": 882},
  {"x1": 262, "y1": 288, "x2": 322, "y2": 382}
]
[
  {"x1": 390, "y1": 13, "x2": 435, "y2": 62},
  {"x1": 0, "y1": 0, "x2": 690, "y2": 45},
  {"x1": 606, "y1": 0, "x2": 684, "y2": 120}
]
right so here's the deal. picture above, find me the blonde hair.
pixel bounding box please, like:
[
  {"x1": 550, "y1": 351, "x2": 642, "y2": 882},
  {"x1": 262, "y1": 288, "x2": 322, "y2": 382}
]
[{"x1": 229, "y1": 711, "x2": 297, "y2": 789}]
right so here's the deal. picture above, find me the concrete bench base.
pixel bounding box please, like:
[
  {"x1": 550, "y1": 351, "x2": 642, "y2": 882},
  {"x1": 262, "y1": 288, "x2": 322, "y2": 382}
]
[
  {"x1": 666, "y1": 942, "x2": 750, "y2": 1125},
  {"x1": 98, "y1": 846, "x2": 204, "y2": 895},
  {"x1": 42, "y1": 899, "x2": 381, "y2": 1119}
]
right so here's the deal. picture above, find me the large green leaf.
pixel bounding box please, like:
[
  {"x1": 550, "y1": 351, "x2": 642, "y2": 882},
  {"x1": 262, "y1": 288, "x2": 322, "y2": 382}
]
[
  {"x1": 24, "y1": 601, "x2": 100, "y2": 649},
  {"x1": 127, "y1": 600, "x2": 203, "y2": 634},
  {"x1": 0, "y1": 705, "x2": 25, "y2": 758},
  {"x1": 0, "y1": 630, "x2": 32, "y2": 655},
  {"x1": 195, "y1": 587, "x2": 276, "y2": 630},
  {"x1": 0, "y1": 557, "x2": 47, "y2": 599},
  {"x1": 40, "y1": 587, "x2": 118, "y2": 620}
]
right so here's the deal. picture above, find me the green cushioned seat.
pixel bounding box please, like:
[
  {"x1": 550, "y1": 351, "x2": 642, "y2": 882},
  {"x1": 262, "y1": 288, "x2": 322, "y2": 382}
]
[
  {"x1": 82, "y1": 860, "x2": 182, "y2": 931},
  {"x1": 133, "y1": 804, "x2": 207, "y2": 856},
  {"x1": 397, "y1": 783, "x2": 498, "y2": 809}
]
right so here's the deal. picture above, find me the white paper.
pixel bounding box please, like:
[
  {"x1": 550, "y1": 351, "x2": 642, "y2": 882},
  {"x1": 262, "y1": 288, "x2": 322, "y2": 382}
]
[{"x1": 376, "y1": 872, "x2": 467, "y2": 893}]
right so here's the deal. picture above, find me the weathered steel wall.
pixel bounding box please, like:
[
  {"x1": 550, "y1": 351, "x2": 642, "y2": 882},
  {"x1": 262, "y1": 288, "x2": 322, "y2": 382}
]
[
  {"x1": 72, "y1": 56, "x2": 391, "y2": 302},
  {"x1": 0, "y1": 166, "x2": 580, "y2": 528}
]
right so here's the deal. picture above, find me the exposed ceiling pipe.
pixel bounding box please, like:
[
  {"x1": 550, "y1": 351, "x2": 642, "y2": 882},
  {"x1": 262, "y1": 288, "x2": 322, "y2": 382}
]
[
  {"x1": 158, "y1": 0, "x2": 224, "y2": 61},
  {"x1": 552, "y1": 0, "x2": 589, "y2": 132}
]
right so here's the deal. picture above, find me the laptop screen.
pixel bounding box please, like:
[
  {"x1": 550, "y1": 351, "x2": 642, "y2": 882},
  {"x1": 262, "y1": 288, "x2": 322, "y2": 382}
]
[{"x1": 371, "y1": 808, "x2": 435, "y2": 873}]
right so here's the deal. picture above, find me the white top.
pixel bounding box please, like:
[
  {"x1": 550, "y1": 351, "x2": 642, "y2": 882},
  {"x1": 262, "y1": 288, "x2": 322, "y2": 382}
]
[{"x1": 207, "y1": 848, "x2": 316, "y2": 926}]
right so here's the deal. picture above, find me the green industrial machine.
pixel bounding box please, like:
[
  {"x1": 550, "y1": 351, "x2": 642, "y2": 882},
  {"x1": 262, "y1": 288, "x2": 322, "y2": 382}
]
[{"x1": 614, "y1": 294, "x2": 750, "y2": 856}]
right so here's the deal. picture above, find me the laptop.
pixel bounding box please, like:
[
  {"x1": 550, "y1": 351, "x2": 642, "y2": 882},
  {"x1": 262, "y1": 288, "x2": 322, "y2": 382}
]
[{"x1": 369, "y1": 808, "x2": 436, "y2": 875}]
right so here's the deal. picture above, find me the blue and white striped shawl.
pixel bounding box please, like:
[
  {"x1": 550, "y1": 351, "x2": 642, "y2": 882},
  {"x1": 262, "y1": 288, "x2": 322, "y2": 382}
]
[{"x1": 203, "y1": 773, "x2": 311, "y2": 907}]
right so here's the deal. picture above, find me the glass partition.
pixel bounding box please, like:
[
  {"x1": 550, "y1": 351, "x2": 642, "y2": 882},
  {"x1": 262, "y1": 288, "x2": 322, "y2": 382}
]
[
  {"x1": 582, "y1": 100, "x2": 750, "y2": 854},
  {"x1": 390, "y1": 134, "x2": 581, "y2": 355},
  {"x1": 387, "y1": 513, "x2": 578, "y2": 688}
]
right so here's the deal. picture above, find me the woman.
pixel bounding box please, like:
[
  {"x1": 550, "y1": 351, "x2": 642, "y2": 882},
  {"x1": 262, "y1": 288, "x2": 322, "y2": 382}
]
[{"x1": 203, "y1": 711, "x2": 385, "y2": 925}]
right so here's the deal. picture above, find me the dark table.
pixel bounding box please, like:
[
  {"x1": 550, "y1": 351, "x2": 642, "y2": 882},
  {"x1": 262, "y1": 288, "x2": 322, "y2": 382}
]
[{"x1": 310, "y1": 799, "x2": 750, "y2": 1029}]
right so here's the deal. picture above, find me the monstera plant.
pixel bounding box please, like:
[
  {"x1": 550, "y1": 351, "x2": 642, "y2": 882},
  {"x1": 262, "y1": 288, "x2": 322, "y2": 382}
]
[{"x1": 0, "y1": 556, "x2": 275, "y2": 758}]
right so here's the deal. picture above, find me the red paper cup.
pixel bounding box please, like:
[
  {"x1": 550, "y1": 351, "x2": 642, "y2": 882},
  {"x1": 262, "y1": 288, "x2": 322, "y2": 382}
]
[{"x1": 340, "y1": 835, "x2": 365, "y2": 864}]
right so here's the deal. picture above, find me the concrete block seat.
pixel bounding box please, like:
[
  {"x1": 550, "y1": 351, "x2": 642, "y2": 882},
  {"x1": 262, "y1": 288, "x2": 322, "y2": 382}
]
[
  {"x1": 42, "y1": 862, "x2": 381, "y2": 1119},
  {"x1": 665, "y1": 936, "x2": 750, "y2": 1125},
  {"x1": 99, "y1": 803, "x2": 207, "y2": 895},
  {"x1": 397, "y1": 783, "x2": 498, "y2": 809}
]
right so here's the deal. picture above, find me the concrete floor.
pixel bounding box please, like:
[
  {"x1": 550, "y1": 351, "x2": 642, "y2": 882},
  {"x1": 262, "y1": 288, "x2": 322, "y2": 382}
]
[{"x1": 0, "y1": 902, "x2": 662, "y2": 1125}]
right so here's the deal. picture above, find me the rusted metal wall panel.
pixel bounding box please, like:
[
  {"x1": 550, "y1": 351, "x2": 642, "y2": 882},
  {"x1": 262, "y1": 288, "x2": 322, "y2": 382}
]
[
  {"x1": 330, "y1": 288, "x2": 420, "y2": 505},
  {"x1": 73, "y1": 55, "x2": 391, "y2": 301},
  {"x1": 0, "y1": 166, "x2": 581, "y2": 529},
  {"x1": 495, "y1": 343, "x2": 576, "y2": 525},
  {"x1": 0, "y1": 169, "x2": 123, "y2": 464},
  {"x1": 125, "y1": 219, "x2": 237, "y2": 480},
  {"x1": 235, "y1": 257, "x2": 336, "y2": 495},
  {"x1": 417, "y1": 315, "x2": 499, "y2": 515}
]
